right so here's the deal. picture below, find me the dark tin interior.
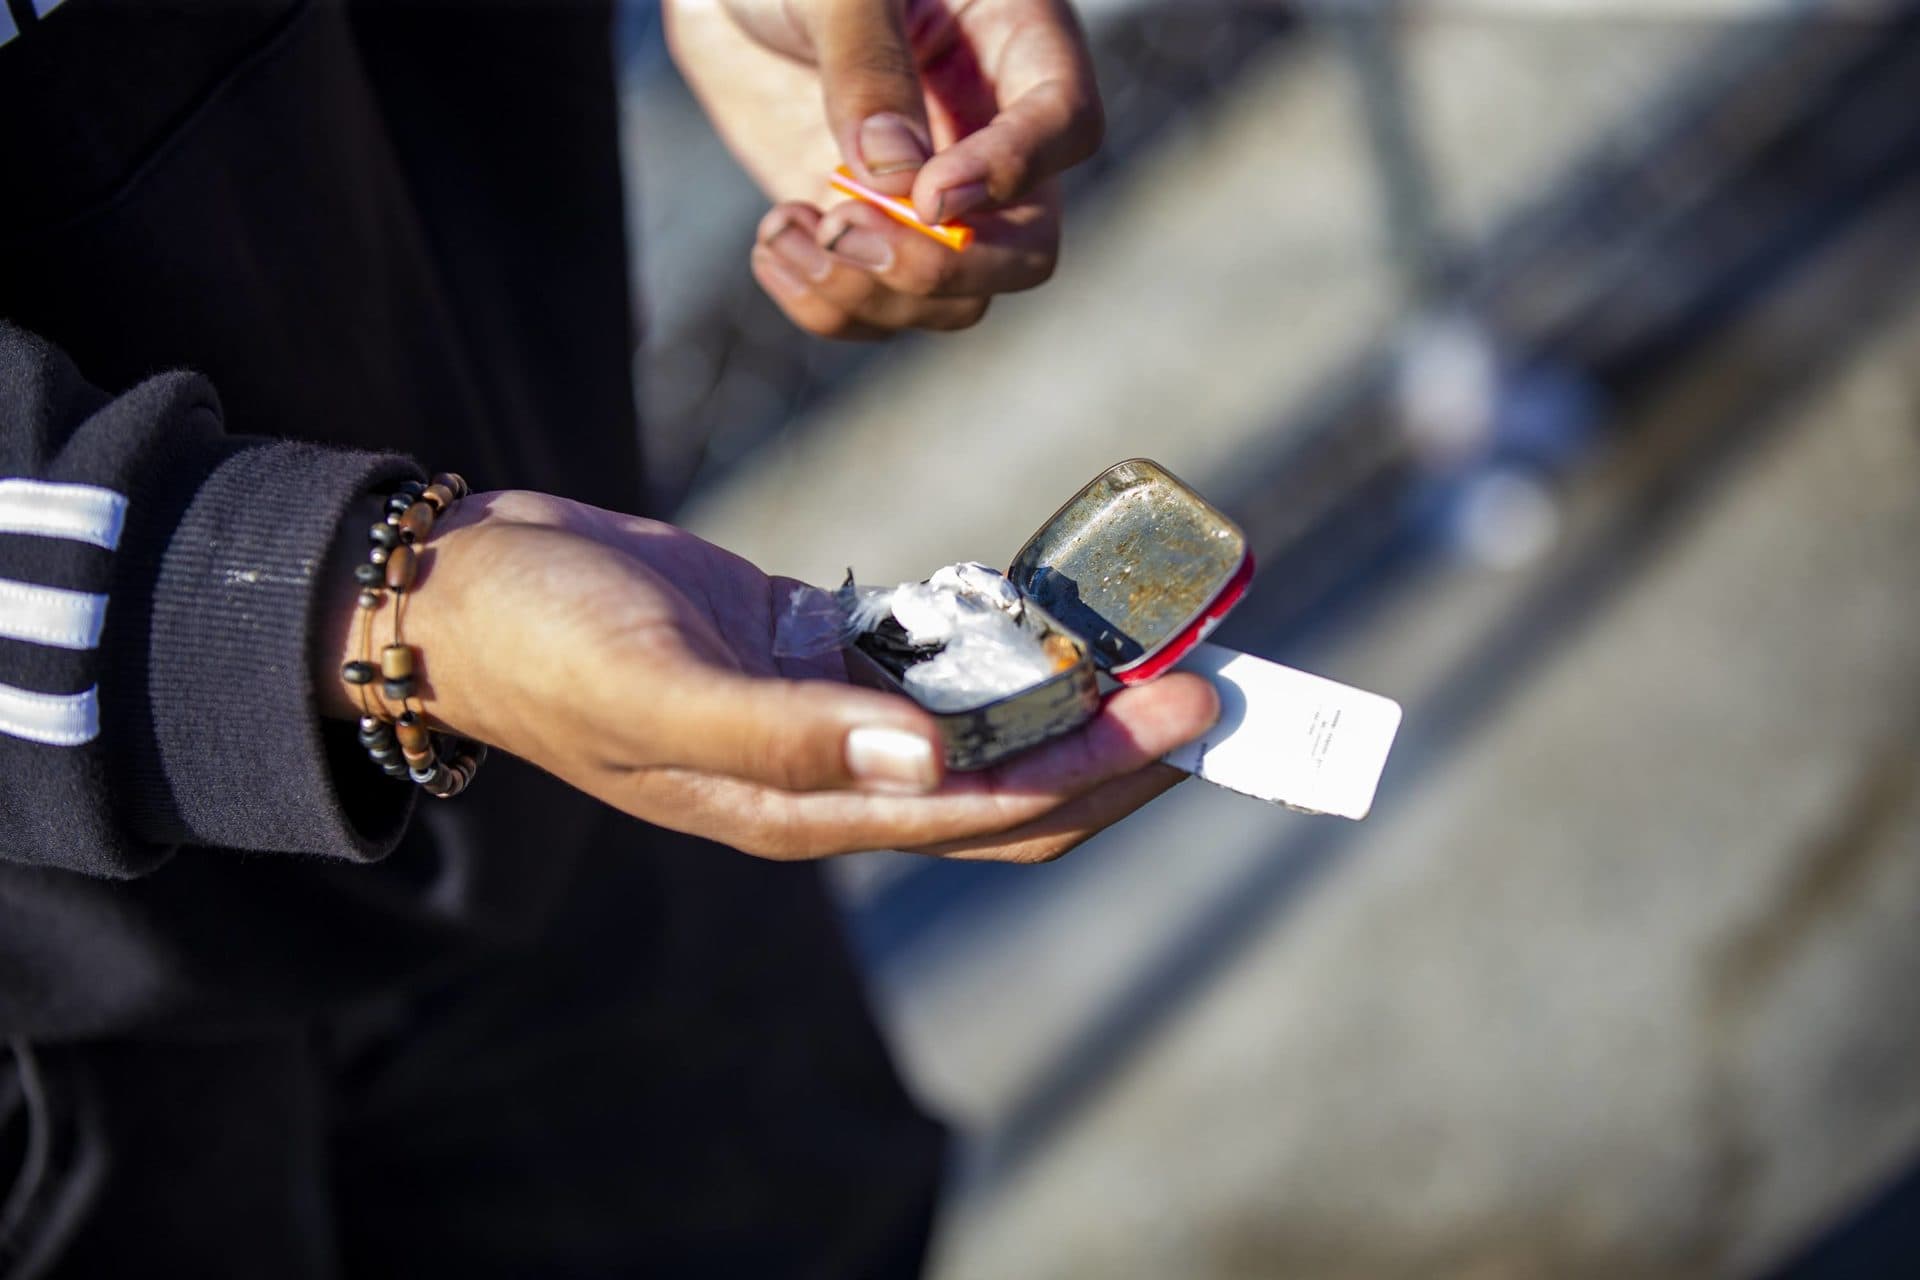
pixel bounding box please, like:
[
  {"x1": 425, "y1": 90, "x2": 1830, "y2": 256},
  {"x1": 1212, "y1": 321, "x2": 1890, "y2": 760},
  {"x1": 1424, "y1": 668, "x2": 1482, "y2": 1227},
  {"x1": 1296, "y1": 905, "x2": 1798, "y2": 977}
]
[
  {"x1": 1009, "y1": 459, "x2": 1248, "y2": 671},
  {"x1": 844, "y1": 599, "x2": 1100, "y2": 772},
  {"x1": 846, "y1": 459, "x2": 1244, "y2": 771}
]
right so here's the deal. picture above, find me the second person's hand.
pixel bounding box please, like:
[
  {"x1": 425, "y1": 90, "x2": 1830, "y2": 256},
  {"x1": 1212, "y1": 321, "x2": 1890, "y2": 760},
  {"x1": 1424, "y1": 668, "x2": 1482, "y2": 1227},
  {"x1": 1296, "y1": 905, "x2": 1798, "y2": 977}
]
[{"x1": 664, "y1": 0, "x2": 1104, "y2": 339}]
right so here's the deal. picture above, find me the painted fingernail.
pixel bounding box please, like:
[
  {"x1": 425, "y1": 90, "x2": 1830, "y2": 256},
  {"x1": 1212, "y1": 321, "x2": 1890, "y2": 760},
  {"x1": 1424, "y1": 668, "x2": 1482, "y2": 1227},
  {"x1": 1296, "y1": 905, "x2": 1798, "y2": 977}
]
[
  {"x1": 858, "y1": 113, "x2": 931, "y2": 176},
  {"x1": 934, "y1": 181, "x2": 991, "y2": 222},
  {"x1": 823, "y1": 223, "x2": 894, "y2": 272},
  {"x1": 847, "y1": 727, "x2": 938, "y2": 793},
  {"x1": 770, "y1": 224, "x2": 834, "y2": 282}
]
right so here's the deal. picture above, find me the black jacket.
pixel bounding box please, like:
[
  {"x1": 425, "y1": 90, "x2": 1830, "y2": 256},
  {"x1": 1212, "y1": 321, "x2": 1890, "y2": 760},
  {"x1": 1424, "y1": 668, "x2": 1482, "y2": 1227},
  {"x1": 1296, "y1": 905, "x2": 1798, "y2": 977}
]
[
  {"x1": 0, "y1": 8, "x2": 946, "y2": 1271},
  {"x1": 0, "y1": 0, "x2": 652, "y2": 1035}
]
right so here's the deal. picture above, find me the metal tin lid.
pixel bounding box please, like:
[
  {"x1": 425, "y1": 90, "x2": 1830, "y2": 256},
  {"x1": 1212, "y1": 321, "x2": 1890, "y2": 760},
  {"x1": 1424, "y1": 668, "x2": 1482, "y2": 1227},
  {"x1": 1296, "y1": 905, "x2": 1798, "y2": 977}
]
[{"x1": 1008, "y1": 459, "x2": 1253, "y2": 684}]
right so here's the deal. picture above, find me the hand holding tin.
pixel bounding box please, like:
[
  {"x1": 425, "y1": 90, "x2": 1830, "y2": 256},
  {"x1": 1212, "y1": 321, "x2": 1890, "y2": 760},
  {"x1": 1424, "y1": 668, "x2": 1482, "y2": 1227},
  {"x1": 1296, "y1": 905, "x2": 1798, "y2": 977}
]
[
  {"x1": 663, "y1": 0, "x2": 1102, "y2": 339},
  {"x1": 775, "y1": 460, "x2": 1254, "y2": 773},
  {"x1": 317, "y1": 488, "x2": 1220, "y2": 863},
  {"x1": 775, "y1": 459, "x2": 1404, "y2": 819}
]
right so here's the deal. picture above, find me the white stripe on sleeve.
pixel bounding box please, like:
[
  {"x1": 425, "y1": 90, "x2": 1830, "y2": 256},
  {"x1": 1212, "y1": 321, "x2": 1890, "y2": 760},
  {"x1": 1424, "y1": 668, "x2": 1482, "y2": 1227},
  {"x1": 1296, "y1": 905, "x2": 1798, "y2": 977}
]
[
  {"x1": 0, "y1": 681, "x2": 98, "y2": 746},
  {"x1": 0, "y1": 478, "x2": 128, "y2": 550},
  {"x1": 0, "y1": 577, "x2": 110, "y2": 650}
]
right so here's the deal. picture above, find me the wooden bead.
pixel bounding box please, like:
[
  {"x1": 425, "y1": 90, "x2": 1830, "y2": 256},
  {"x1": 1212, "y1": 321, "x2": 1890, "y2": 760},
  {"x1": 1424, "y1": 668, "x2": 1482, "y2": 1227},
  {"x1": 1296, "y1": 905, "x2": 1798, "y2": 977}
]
[
  {"x1": 420, "y1": 483, "x2": 455, "y2": 513},
  {"x1": 396, "y1": 502, "x2": 434, "y2": 543},
  {"x1": 394, "y1": 715, "x2": 431, "y2": 753},
  {"x1": 430, "y1": 472, "x2": 469, "y2": 500},
  {"x1": 445, "y1": 743, "x2": 482, "y2": 772},
  {"x1": 341, "y1": 661, "x2": 376, "y2": 685},
  {"x1": 402, "y1": 746, "x2": 435, "y2": 769},
  {"x1": 385, "y1": 543, "x2": 417, "y2": 591},
  {"x1": 380, "y1": 643, "x2": 416, "y2": 679}
]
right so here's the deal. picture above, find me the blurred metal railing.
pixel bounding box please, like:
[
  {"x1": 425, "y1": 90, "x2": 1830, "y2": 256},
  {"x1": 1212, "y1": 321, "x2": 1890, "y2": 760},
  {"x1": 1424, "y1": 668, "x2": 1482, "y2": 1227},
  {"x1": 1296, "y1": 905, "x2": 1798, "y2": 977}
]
[
  {"x1": 1213, "y1": 12, "x2": 1920, "y2": 649},
  {"x1": 838, "y1": 7, "x2": 1920, "y2": 1187}
]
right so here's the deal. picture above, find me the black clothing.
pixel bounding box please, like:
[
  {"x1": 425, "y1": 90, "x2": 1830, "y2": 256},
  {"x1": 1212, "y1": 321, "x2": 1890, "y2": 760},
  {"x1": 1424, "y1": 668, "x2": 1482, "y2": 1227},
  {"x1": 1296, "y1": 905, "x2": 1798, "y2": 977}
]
[
  {"x1": 9, "y1": 824, "x2": 942, "y2": 1278},
  {"x1": 0, "y1": 2, "x2": 942, "y2": 1272}
]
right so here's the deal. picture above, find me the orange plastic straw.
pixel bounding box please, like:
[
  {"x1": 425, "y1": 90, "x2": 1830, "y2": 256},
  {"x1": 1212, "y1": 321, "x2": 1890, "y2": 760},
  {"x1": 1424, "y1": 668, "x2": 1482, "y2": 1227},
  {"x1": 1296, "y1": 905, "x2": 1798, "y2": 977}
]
[{"x1": 827, "y1": 165, "x2": 975, "y2": 252}]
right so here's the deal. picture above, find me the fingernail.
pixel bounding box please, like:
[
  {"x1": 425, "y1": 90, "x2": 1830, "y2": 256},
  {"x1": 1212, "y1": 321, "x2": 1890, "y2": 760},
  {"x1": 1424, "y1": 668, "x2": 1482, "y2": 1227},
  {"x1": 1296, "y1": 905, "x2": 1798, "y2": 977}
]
[
  {"x1": 823, "y1": 223, "x2": 894, "y2": 272},
  {"x1": 847, "y1": 727, "x2": 938, "y2": 793},
  {"x1": 858, "y1": 113, "x2": 931, "y2": 176},
  {"x1": 770, "y1": 224, "x2": 834, "y2": 282},
  {"x1": 752, "y1": 246, "x2": 809, "y2": 298},
  {"x1": 934, "y1": 181, "x2": 991, "y2": 222}
]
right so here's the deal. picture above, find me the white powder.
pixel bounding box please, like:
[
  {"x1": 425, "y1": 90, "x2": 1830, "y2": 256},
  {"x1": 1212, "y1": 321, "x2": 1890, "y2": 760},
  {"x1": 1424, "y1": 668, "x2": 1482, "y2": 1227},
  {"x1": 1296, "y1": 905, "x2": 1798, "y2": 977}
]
[
  {"x1": 860, "y1": 563, "x2": 1061, "y2": 711},
  {"x1": 903, "y1": 612, "x2": 1060, "y2": 711}
]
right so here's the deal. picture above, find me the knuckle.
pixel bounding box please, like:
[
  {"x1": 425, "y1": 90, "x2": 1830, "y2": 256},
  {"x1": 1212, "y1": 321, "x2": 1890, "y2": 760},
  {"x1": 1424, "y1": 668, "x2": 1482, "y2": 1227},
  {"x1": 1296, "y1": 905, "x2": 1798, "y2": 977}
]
[
  {"x1": 1070, "y1": 92, "x2": 1107, "y2": 162},
  {"x1": 755, "y1": 715, "x2": 827, "y2": 793},
  {"x1": 994, "y1": 150, "x2": 1036, "y2": 201},
  {"x1": 800, "y1": 307, "x2": 852, "y2": 340},
  {"x1": 769, "y1": 750, "x2": 817, "y2": 793},
  {"x1": 891, "y1": 256, "x2": 944, "y2": 299},
  {"x1": 924, "y1": 251, "x2": 964, "y2": 297},
  {"x1": 843, "y1": 44, "x2": 918, "y2": 91},
  {"x1": 741, "y1": 735, "x2": 791, "y2": 790},
  {"x1": 945, "y1": 298, "x2": 990, "y2": 331},
  {"x1": 736, "y1": 800, "x2": 813, "y2": 860},
  {"x1": 829, "y1": 278, "x2": 879, "y2": 318}
]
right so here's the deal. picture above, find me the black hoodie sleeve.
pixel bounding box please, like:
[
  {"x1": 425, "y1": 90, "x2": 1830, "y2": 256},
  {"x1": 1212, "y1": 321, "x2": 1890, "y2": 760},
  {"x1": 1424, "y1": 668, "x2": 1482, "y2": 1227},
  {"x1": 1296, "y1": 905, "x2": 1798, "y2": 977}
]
[{"x1": 0, "y1": 323, "x2": 421, "y2": 877}]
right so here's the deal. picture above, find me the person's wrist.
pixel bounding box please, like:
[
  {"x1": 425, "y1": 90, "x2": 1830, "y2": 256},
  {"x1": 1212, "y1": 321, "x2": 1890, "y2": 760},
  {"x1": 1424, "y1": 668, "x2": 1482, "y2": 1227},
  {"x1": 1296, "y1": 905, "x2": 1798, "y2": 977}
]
[
  {"x1": 312, "y1": 483, "x2": 497, "y2": 745},
  {"x1": 390, "y1": 495, "x2": 503, "y2": 744},
  {"x1": 313, "y1": 492, "x2": 390, "y2": 722}
]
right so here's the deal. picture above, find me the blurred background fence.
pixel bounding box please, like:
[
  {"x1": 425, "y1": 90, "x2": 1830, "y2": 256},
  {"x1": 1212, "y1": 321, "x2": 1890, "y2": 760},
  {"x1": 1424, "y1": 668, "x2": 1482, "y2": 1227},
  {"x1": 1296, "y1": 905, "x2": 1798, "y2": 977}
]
[{"x1": 618, "y1": 3, "x2": 1920, "y2": 1275}]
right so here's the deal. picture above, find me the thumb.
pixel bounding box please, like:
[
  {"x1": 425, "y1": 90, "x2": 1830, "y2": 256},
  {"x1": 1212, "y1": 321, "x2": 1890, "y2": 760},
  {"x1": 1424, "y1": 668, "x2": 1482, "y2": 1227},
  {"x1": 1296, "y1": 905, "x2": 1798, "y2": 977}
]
[
  {"x1": 660, "y1": 670, "x2": 946, "y2": 795},
  {"x1": 813, "y1": 0, "x2": 932, "y2": 197}
]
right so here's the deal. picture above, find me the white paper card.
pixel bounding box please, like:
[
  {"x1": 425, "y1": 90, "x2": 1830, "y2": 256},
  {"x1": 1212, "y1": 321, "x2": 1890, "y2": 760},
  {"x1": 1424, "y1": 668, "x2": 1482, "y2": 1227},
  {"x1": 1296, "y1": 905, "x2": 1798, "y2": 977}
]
[{"x1": 1163, "y1": 643, "x2": 1402, "y2": 820}]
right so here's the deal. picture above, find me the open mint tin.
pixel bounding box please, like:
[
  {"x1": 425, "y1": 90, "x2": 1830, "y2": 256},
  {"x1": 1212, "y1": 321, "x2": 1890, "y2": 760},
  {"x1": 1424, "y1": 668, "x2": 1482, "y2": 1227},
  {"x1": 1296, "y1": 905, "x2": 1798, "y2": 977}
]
[{"x1": 845, "y1": 459, "x2": 1253, "y2": 770}]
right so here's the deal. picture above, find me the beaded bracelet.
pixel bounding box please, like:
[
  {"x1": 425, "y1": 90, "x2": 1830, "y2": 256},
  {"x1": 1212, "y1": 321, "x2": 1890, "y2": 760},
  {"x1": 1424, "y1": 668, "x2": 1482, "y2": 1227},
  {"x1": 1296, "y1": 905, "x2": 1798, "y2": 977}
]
[{"x1": 341, "y1": 473, "x2": 488, "y2": 799}]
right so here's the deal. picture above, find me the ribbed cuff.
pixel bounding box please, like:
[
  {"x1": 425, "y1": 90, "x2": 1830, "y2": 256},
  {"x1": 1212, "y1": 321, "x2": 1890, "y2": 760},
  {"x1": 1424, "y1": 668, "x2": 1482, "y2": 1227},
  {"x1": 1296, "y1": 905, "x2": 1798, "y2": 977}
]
[{"x1": 117, "y1": 440, "x2": 424, "y2": 859}]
